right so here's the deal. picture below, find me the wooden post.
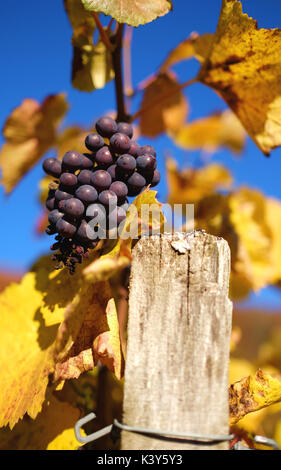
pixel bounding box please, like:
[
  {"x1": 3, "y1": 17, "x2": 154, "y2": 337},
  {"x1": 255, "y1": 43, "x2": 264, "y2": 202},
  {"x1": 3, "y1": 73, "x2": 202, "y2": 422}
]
[{"x1": 121, "y1": 231, "x2": 232, "y2": 450}]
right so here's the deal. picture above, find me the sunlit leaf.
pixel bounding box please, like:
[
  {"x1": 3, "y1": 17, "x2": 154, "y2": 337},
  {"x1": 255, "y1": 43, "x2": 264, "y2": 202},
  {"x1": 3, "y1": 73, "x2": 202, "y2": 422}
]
[
  {"x1": 139, "y1": 72, "x2": 188, "y2": 138},
  {"x1": 82, "y1": 0, "x2": 172, "y2": 27},
  {"x1": 0, "y1": 395, "x2": 84, "y2": 450},
  {"x1": 0, "y1": 95, "x2": 68, "y2": 193},
  {"x1": 172, "y1": 110, "x2": 246, "y2": 154},
  {"x1": 198, "y1": 0, "x2": 281, "y2": 155}
]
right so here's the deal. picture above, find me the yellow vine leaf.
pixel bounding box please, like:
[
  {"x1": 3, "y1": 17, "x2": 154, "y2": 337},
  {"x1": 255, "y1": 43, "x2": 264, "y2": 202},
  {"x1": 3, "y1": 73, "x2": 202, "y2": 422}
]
[
  {"x1": 0, "y1": 395, "x2": 83, "y2": 450},
  {"x1": 198, "y1": 0, "x2": 281, "y2": 155},
  {"x1": 229, "y1": 369, "x2": 281, "y2": 425},
  {"x1": 56, "y1": 125, "x2": 91, "y2": 160},
  {"x1": 0, "y1": 94, "x2": 68, "y2": 193},
  {"x1": 82, "y1": 0, "x2": 172, "y2": 27},
  {"x1": 0, "y1": 255, "x2": 121, "y2": 428},
  {"x1": 166, "y1": 157, "x2": 232, "y2": 204},
  {"x1": 172, "y1": 110, "x2": 246, "y2": 154},
  {"x1": 160, "y1": 32, "x2": 214, "y2": 71},
  {"x1": 139, "y1": 72, "x2": 188, "y2": 138}
]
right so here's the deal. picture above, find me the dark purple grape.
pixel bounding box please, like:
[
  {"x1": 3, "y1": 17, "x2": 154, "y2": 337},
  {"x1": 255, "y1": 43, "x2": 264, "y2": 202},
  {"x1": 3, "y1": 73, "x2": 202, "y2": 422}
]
[
  {"x1": 55, "y1": 188, "x2": 74, "y2": 202},
  {"x1": 109, "y1": 181, "x2": 128, "y2": 202},
  {"x1": 137, "y1": 145, "x2": 156, "y2": 158},
  {"x1": 91, "y1": 170, "x2": 112, "y2": 192},
  {"x1": 116, "y1": 122, "x2": 133, "y2": 138},
  {"x1": 128, "y1": 140, "x2": 140, "y2": 158},
  {"x1": 46, "y1": 224, "x2": 57, "y2": 235},
  {"x1": 63, "y1": 198, "x2": 85, "y2": 218},
  {"x1": 95, "y1": 147, "x2": 114, "y2": 168},
  {"x1": 98, "y1": 190, "x2": 118, "y2": 209},
  {"x1": 75, "y1": 185, "x2": 98, "y2": 205},
  {"x1": 127, "y1": 172, "x2": 146, "y2": 196},
  {"x1": 149, "y1": 169, "x2": 161, "y2": 187},
  {"x1": 56, "y1": 217, "x2": 77, "y2": 237},
  {"x1": 48, "y1": 209, "x2": 64, "y2": 225},
  {"x1": 62, "y1": 151, "x2": 83, "y2": 172},
  {"x1": 43, "y1": 158, "x2": 62, "y2": 178},
  {"x1": 85, "y1": 133, "x2": 104, "y2": 152},
  {"x1": 76, "y1": 219, "x2": 90, "y2": 241},
  {"x1": 107, "y1": 164, "x2": 117, "y2": 181},
  {"x1": 95, "y1": 116, "x2": 117, "y2": 138},
  {"x1": 136, "y1": 154, "x2": 156, "y2": 175},
  {"x1": 86, "y1": 203, "x2": 106, "y2": 220},
  {"x1": 60, "y1": 172, "x2": 78, "y2": 188},
  {"x1": 116, "y1": 154, "x2": 136, "y2": 175},
  {"x1": 46, "y1": 196, "x2": 56, "y2": 211},
  {"x1": 109, "y1": 132, "x2": 131, "y2": 154},
  {"x1": 109, "y1": 205, "x2": 127, "y2": 226},
  {"x1": 78, "y1": 169, "x2": 93, "y2": 185},
  {"x1": 80, "y1": 153, "x2": 94, "y2": 170}
]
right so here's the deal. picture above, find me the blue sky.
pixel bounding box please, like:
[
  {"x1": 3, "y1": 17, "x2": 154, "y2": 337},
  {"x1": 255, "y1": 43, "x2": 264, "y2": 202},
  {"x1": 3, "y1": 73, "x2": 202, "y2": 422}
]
[{"x1": 1, "y1": 0, "x2": 281, "y2": 308}]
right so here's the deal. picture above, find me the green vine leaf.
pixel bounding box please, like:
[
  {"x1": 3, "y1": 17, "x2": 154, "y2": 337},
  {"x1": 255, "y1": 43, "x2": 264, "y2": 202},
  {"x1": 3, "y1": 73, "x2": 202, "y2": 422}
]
[{"x1": 81, "y1": 0, "x2": 172, "y2": 27}]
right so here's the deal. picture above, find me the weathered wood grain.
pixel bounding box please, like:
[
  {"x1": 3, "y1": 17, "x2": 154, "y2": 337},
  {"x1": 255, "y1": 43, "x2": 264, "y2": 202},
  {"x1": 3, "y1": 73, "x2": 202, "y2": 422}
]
[{"x1": 121, "y1": 231, "x2": 232, "y2": 450}]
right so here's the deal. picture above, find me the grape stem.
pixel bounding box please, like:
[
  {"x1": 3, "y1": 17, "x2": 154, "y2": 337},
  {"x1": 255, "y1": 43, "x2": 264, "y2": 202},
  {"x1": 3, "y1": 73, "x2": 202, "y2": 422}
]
[
  {"x1": 92, "y1": 12, "x2": 114, "y2": 52},
  {"x1": 111, "y1": 23, "x2": 128, "y2": 122}
]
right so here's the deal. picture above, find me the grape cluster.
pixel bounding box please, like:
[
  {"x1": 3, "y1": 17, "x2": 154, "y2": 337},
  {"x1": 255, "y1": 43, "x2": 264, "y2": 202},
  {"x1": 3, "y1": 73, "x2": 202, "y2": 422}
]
[{"x1": 43, "y1": 115, "x2": 160, "y2": 273}]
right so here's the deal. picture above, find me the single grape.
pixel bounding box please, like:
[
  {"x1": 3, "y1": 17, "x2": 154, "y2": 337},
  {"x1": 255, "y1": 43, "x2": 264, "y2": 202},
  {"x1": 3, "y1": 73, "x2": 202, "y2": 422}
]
[
  {"x1": 95, "y1": 147, "x2": 114, "y2": 168},
  {"x1": 63, "y1": 198, "x2": 85, "y2": 219},
  {"x1": 86, "y1": 202, "x2": 106, "y2": 221},
  {"x1": 110, "y1": 132, "x2": 131, "y2": 154},
  {"x1": 127, "y1": 172, "x2": 146, "y2": 196},
  {"x1": 109, "y1": 181, "x2": 128, "y2": 202},
  {"x1": 107, "y1": 164, "x2": 117, "y2": 181},
  {"x1": 60, "y1": 172, "x2": 78, "y2": 188},
  {"x1": 85, "y1": 133, "x2": 104, "y2": 152},
  {"x1": 78, "y1": 169, "x2": 93, "y2": 185},
  {"x1": 149, "y1": 169, "x2": 161, "y2": 187},
  {"x1": 75, "y1": 185, "x2": 98, "y2": 205},
  {"x1": 55, "y1": 188, "x2": 74, "y2": 202},
  {"x1": 56, "y1": 217, "x2": 77, "y2": 237},
  {"x1": 116, "y1": 122, "x2": 133, "y2": 138},
  {"x1": 91, "y1": 170, "x2": 112, "y2": 192},
  {"x1": 46, "y1": 196, "x2": 56, "y2": 211},
  {"x1": 46, "y1": 224, "x2": 57, "y2": 235},
  {"x1": 62, "y1": 150, "x2": 83, "y2": 172},
  {"x1": 98, "y1": 190, "x2": 118, "y2": 209},
  {"x1": 128, "y1": 140, "x2": 140, "y2": 158},
  {"x1": 80, "y1": 153, "x2": 94, "y2": 170},
  {"x1": 76, "y1": 219, "x2": 90, "y2": 241},
  {"x1": 137, "y1": 145, "x2": 156, "y2": 158},
  {"x1": 116, "y1": 154, "x2": 136, "y2": 175},
  {"x1": 109, "y1": 205, "x2": 127, "y2": 226},
  {"x1": 43, "y1": 158, "x2": 62, "y2": 178},
  {"x1": 95, "y1": 116, "x2": 117, "y2": 138},
  {"x1": 48, "y1": 209, "x2": 64, "y2": 225},
  {"x1": 136, "y1": 154, "x2": 156, "y2": 175}
]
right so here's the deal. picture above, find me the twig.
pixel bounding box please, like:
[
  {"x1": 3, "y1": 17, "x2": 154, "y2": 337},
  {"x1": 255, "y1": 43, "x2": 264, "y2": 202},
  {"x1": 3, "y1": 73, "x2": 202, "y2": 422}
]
[
  {"x1": 92, "y1": 12, "x2": 113, "y2": 52},
  {"x1": 131, "y1": 77, "x2": 197, "y2": 121},
  {"x1": 123, "y1": 25, "x2": 133, "y2": 97},
  {"x1": 111, "y1": 24, "x2": 127, "y2": 122}
]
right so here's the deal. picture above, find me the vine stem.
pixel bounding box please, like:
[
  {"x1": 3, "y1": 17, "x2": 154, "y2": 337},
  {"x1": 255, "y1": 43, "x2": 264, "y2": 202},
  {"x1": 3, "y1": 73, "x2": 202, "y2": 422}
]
[
  {"x1": 92, "y1": 12, "x2": 113, "y2": 52},
  {"x1": 131, "y1": 77, "x2": 197, "y2": 121},
  {"x1": 111, "y1": 23, "x2": 127, "y2": 122}
]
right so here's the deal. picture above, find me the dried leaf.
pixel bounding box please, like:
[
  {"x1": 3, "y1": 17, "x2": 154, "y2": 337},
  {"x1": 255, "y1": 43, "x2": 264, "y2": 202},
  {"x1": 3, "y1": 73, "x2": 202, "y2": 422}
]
[
  {"x1": 198, "y1": 0, "x2": 281, "y2": 155},
  {"x1": 82, "y1": 0, "x2": 172, "y2": 27},
  {"x1": 173, "y1": 110, "x2": 246, "y2": 154},
  {"x1": 167, "y1": 157, "x2": 232, "y2": 204},
  {"x1": 160, "y1": 32, "x2": 214, "y2": 71},
  {"x1": 0, "y1": 94, "x2": 68, "y2": 193},
  {"x1": 139, "y1": 72, "x2": 188, "y2": 138},
  {"x1": 0, "y1": 395, "x2": 83, "y2": 450},
  {"x1": 0, "y1": 255, "x2": 121, "y2": 428},
  {"x1": 229, "y1": 369, "x2": 281, "y2": 425}
]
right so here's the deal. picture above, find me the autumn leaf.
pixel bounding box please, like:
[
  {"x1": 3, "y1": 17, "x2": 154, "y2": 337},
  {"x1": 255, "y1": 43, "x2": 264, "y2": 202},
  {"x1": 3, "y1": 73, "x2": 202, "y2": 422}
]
[
  {"x1": 167, "y1": 157, "x2": 232, "y2": 205},
  {"x1": 139, "y1": 72, "x2": 188, "y2": 138},
  {"x1": 172, "y1": 110, "x2": 246, "y2": 154},
  {"x1": 82, "y1": 0, "x2": 172, "y2": 27},
  {"x1": 56, "y1": 125, "x2": 91, "y2": 159},
  {"x1": 0, "y1": 395, "x2": 83, "y2": 450},
  {"x1": 229, "y1": 369, "x2": 281, "y2": 425},
  {"x1": 0, "y1": 256, "x2": 122, "y2": 428},
  {"x1": 160, "y1": 32, "x2": 214, "y2": 71},
  {"x1": 0, "y1": 94, "x2": 68, "y2": 193},
  {"x1": 198, "y1": 0, "x2": 281, "y2": 155}
]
